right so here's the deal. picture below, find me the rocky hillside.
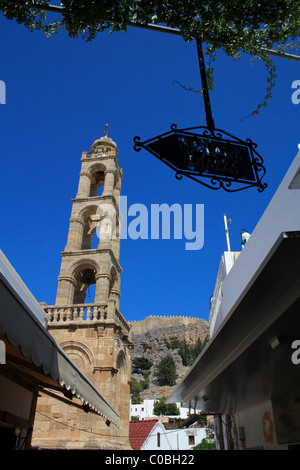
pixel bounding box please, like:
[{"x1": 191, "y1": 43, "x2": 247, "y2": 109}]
[{"x1": 129, "y1": 316, "x2": 209, "y2": 400}]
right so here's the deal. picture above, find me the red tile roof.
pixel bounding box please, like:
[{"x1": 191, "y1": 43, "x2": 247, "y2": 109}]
[{"x1": 129, "y1": 419, "x2": 159, "y2": 450}]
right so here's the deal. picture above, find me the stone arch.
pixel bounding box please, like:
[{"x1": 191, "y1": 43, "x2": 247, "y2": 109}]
[
  {"x1": 116, "y1": 349, "x2": 126, "y2": 371},
  {"x1": 69, "y1": 258, "x2": 100, "y2": 276},
  {"x1": 114, "y1": 350, "x2": 127, "y2": 416},
  {"x1": 88, "y1": 161, "x2": 107, "y2": 173},
  {"x1": 60, "y1": 341, "x2": 93, "y2": 372},
  {"x1": 116, "y1": 349, "x2": 126, "y2": 392},
  {"x1": 78, "y1": 204, "x2": 100, "y2": 250},
  {"x1": 69, "y1": 259, "x2": 100, "y2": 304},
  {"x1": 88, "y1": 162, "x2": 107, "y2": 197}
]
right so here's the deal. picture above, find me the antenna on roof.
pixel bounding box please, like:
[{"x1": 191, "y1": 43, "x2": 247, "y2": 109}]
[
  {"x1": 240, "y1": 229, "x2": 251, "y2": 248},
  {"x1": 223, "y1": 214, "x2": 231, "y2": 252}
]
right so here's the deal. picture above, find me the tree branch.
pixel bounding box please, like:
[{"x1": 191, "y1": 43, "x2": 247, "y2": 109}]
[{"x1": 4, "y1": 0, "x2": 300, "y2": 62}]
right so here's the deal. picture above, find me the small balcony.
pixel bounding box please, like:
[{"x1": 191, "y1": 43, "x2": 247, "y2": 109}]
[{"x1": 44, "y1": 302, "x2": 131, "y2": 337}]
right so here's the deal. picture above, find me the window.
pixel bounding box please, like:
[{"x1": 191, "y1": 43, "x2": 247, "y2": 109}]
[
  {"x1": 188, "y1": 435, "x2": 195, "y2": 446},
  {"x1": 157, "y1": 432, "x2": 161, "y2": 448}
]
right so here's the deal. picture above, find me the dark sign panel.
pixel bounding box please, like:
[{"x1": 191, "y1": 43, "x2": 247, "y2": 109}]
[{"x1": 134, "y1": 125, "x2": 267, "y2": 192}]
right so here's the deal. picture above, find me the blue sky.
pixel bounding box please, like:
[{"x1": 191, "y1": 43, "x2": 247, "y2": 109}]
[{"x1": 0, "y1": 13, "x2": 299, "y2": 323}]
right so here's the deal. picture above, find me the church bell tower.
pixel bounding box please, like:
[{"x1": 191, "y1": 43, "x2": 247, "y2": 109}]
[
  {"x1": 56, "y1": 127, "x2": 122, "y2": 309},
  {"x1": 32, "y1": 129, "x2": 132, "y2": 450}
]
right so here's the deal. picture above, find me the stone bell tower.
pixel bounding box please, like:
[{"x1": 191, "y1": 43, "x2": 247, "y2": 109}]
[{"x1": 32, "y1": 130, "x2": 132, "y2": 450}]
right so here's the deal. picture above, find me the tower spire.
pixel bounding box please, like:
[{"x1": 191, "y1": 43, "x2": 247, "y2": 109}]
[{"x1": 103, "y1": 123, "x2": 112, "y2": 138}]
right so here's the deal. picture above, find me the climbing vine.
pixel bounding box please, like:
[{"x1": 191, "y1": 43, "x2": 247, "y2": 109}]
[{"x1": 1, "y1": 1, "x2": 300, "y2": 116}]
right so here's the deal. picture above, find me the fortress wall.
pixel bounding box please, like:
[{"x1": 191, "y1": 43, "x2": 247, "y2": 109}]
[{"x1": 129, "y1": 315, "x2": 208, "y2": 335}]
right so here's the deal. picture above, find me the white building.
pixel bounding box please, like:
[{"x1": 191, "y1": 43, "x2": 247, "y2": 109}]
[
  {"x1": 130, "y1": 419, "x2": 172, "y2": 450},
  {"x1": 130, "y1": 398, "x2": 201, "y2": 420},
  {"x1": 130, "y1": 399, "x2": 209, "y2": 450},
  {"x1": 164, "y1": 426, "x2": 208, "y2": 450},
  {"x1": 129, "y1": 418, "x2": 208, "y2": 450}
]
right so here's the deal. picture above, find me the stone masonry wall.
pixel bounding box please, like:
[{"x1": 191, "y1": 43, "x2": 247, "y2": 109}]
[{"x1": 129, "y1": 315, "x2": 208, "y2": 336}]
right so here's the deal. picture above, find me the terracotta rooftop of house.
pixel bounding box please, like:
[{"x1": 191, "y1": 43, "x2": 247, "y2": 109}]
[{"x1": 129, "y1": 419, "x2": 158, "y2": 450}]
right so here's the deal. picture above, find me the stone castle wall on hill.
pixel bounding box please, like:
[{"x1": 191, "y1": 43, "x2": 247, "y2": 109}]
[{"x1": 129, "y1": 315, "x2": 208, "y2": 336}]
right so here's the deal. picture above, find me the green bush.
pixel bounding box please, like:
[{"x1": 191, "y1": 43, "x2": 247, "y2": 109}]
[
  {"x1": 153, "y1": 397, "x2": 180, "y2": 416},
  {"x1": 132, "y1": 357, "x2": 152, "y2": 372},
  {"x1": 165, "y1": 336, "x2": 209, "y2": 366},
  {"x1": 154, "y1": 355, "x2": 178, "y2": 386},
  {"x1": 193, "y1": 438, "x2": 215, "y2": 450}
]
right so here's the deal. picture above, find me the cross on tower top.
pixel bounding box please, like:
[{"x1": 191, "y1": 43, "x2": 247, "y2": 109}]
[{"x1": 103, "y1": 124, "x2": 113, "y2": 137}]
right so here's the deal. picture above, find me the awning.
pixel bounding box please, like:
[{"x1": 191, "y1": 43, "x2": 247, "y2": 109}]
[
  {"x1": 0, "y1": 250, "x2": 121, "y2": 428},
  {"x1": 167, "y1": 232, "x2": 300, "y2": 414}
]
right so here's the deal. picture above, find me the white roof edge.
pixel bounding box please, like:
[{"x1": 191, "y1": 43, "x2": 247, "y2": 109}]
[
  {"x1": 0, "y1": 249, "x2": 50, "y2": 324},
  {"x1": 220, "y1": 149, "x2": 300, "y2": 321}
]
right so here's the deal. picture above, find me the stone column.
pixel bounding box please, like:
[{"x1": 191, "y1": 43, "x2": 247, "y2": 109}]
[
  {"x1": 76, "y1": 170, "x2": 91, "y2": 198},
  {"x1": 55, "y1": 275, "x2": 76, "y2": 305},
  {"x1": 64, "y1": 217, "x2": 84, "y2": 251},
  {"x1": 109, "y1": 273, "x2": 121, "y2": 309},
  {"x1": 94, "y1": 273, "x2": 110, "y2": 304},
  {"x1": 106, "y1": 298, "x2": 116, "y2": 320},
  {"x1": 102, "y1": 170, "x2": 115, "y2": 196},
  {"x1": 111, "y1": 181, "x2": 121, "y2": 260}
]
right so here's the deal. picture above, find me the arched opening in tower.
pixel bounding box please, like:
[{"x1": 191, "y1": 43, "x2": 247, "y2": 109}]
[
  {"x1": 73, "y1": 268, "x2": 96, "y2": 304},
  {"x1": 81, "y1": 208, "x2": 100, "y2": 250},
  {"x1": 90, "y1": 170, "x2": 105, "y2": 197}
]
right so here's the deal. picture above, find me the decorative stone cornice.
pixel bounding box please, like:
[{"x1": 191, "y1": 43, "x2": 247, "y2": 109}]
[
  {"x1": 69, "y1": 216, "x2": 84, "y2": 224},
  {"x1": 92, "y1": 366, "x2": 119, "y2": 375},
  {"x1": 79, "y1": 170, "x2": 91, "y2": 178},
  {"x1": 104, "y1": 168, "x2": 116, "y2": 175},
  {"x1": 72, "y1": 194, "x2": 116, "y2": 204},
  {"x1": 57, "y1": 275, "x2": 76, "y2": 285},
  {"x1": 95, "y1": 272, "x2": 111, "y2": 280},
  {"x1": 61, "y1": 248, "x2": 122, "y2": 273}
]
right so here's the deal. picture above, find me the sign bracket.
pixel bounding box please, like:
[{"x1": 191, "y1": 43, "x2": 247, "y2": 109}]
[
  {"x1": 133, "y1": 39, "x2": 267, "y2": 192},
  {"x1": 196, "y1": 38, "x2": 215, "y2": 133}
]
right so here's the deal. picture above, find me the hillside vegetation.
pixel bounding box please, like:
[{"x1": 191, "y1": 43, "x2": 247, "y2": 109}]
[{"x1": 130, "y1": 315, "x2": 209, "y2": 401}]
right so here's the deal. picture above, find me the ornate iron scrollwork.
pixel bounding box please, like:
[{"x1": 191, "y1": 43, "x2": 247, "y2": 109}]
[{"x1": 133, "y1": 124, "x2": 267, "y2": 192}]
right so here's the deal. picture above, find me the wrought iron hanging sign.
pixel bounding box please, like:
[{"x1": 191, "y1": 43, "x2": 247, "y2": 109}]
[
  {"x1": 133, "y1": 39, "x2": 267, "y2": 192},
  {"x1": 134, "y1": 125, "x2": 266, "y2": 192}
]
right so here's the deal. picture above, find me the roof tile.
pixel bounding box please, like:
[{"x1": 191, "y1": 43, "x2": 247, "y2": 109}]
[{"x1": 129, "y1": 419, "x2": 158, "y2": 450}]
